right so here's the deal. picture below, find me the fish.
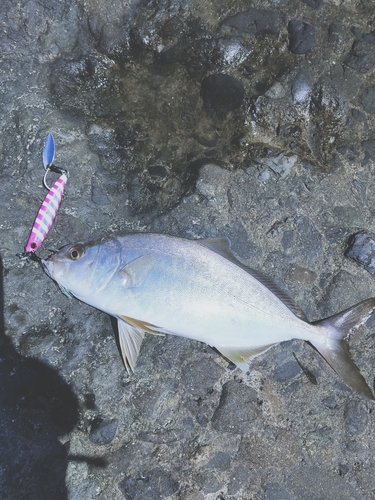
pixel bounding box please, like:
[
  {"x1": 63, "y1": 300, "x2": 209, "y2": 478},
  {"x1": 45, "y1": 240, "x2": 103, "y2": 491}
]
[{"x1": 42, "y1": 233, "x2": 375, "y2": 400}]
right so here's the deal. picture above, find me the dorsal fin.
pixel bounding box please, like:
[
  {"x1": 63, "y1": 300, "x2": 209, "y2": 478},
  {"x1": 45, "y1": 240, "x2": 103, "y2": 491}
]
[{"x1": 198, "y1": 237, "x2": 308, "y2": 321}]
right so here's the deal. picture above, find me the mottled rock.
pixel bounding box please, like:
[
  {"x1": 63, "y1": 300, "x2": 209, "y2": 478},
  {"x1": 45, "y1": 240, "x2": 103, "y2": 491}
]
[
  {"x1": 344, "y1": 400, "x2": 369, "y2": 435},
  {"x1": 328, "y1": 23, "x2": 349, "y2": 51},
  {"x1": 322, "y1": 395, "x2": 337, "y2": 409},
  {"x1": 344, "y1": 40, "x2": 375, "y2": 73},
  {"x1": 264, "y1": 482, "x2": 291, "y2": 500},
  {"x1": 118, "y1": 469, "x2": 179, "y2": 499},
  {"x1": 212, "y1": 381, "x2": 260, "y2": 433},
  {"x1": 203, "y1": 451, "x2": 231, "y2": 471},
  {"x1": 285, "y1": 264, "x2": 317, "y2": 286},
  {"x1": 302, "y1": 0, "x2": 325, "y2": 9},
  {"x1": 362, "y1": 139, "x2": 375, "y2": 158},
  {"x1": 288, "y1": 20, "x2": 316, "y2": 54},
  {"x1": 214, "y1": 37, "x2": 252, "y2": 67},
  {"x1": 360, "y1": 86, "x2": 375, "y2": 114},
  {"x1": 200, "y1": 74, "x2": 245, "y2": 114},
  {"x1": 89, "y1": 417, "x2": 117, "y2": 445},
  {"x1": 346, "y1": 231, "x2": 375, "y2": 276},
  {"x1": 265, "y1": 82, "x2": 286, "y2": 99},
  {"x1": 195, "y1": 472, "x2": 222, "y2": 494},
  {"x1": 286, "y1": 466, "x2": 366, "y2": 500},
  {"x1": 5, "y1": 0, "x2": 375, "y2": 498},
  {"x1": 227, "y1": 465, "x2": 253, "y2": 495},
  {"x1": 292, "y1": 70, "x2": 313, "y2": 104},
  {"x1": 91, "y1": 182, "x2": 110, "y2": 205},
  {"x1": 273, "y1": 360, "x2": 300, "y2": 382},
  {"x1": 181, "y1": 358, "x2": 224, "y2": 398},
  {"x1": 222, "y1": 8, "x2": 283, "y2": 35}
]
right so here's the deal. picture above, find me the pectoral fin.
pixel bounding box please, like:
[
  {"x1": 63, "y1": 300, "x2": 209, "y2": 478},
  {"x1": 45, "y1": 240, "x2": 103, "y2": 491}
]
[
  {"x1": 217, "y1": 344, "x2": 276, "y2": 371},
  {"x1": 117, "y1": 318, "x2": 146, "y2": 373}
]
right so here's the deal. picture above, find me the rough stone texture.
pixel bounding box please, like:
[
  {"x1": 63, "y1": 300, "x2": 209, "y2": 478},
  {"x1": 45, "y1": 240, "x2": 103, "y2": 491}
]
[
  {"x1": 346, "y1": 231, "x2": 375, "y2": 276},
  {"x1": 3, "y1": 0, "x2": 375, "y2": 499}
]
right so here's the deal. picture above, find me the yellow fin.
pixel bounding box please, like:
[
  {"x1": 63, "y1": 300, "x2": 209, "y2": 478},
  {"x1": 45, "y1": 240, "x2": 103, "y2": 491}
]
[
  {"x1": 117, "y1": 318, "x2": 145, "y2": 373},
  {"x1": 217, "y1": 344, "x2": 276, "y2": 371},
  {"x1": 118, "y1": 314, "x2": 163, "y2": 335}
]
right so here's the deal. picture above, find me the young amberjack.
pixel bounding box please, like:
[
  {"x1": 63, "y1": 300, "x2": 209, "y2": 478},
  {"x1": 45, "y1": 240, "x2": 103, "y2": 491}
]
[{"x1": 42, "y1": 233, "x2": 375, "y2": 400}]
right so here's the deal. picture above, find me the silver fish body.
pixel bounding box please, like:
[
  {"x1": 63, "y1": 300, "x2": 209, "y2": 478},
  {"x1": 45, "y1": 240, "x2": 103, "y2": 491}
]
[{"x1": 42, "y1": 233, "x2": 375, "y2": 400}]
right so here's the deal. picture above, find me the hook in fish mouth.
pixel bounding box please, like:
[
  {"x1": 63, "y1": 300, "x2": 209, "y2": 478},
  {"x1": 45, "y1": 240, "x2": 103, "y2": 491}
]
[
  {"x1": 17, "y1": 251, "x2": 42, "y2": 263},
  {"x1": 40, "y1": 258, "x2": 52, "y2": 277}
]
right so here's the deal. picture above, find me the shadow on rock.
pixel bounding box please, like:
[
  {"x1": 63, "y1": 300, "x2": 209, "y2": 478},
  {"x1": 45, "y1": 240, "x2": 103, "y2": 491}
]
[{"x1": 0, "y1": 254, "x2": 79, "y2": 500}]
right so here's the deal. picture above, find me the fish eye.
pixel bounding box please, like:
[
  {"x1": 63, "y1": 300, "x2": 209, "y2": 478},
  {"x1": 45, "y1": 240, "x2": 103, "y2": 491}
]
[{"x1": 68, "y1": 245, "x2": 84, "y2": 260}]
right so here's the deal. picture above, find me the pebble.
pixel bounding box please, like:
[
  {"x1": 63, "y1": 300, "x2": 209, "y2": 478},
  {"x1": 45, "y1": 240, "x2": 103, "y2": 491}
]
[
  {"x1": 345, "y1": 231, "x2": 375, "y2": 276},
  {"x1": 287, "y1": 20, "x2": 315, "y2": 54},
  {"x1": 222, "y1": 7, "x2": 283, "y2": 35},
  {"x1": 344, "y1": 40, "x2": 375, "y2": 73},
  {"x1": 291, "y1": 70, "x2": 313, "y2": 104},
  {"x1": 89, "y1": 417, "x2": 118, "y2": 445}
]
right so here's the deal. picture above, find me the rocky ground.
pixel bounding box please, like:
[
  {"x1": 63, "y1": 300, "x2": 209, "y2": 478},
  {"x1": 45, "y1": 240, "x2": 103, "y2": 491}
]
[{"x1": 2, "y1": 0, "x2": 375, "y2": 499}]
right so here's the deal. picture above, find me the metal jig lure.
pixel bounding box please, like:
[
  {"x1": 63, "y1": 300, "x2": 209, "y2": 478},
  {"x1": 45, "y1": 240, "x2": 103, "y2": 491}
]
[{"x1": 22, "y1": 134, "x2": 69, "y2": 259}]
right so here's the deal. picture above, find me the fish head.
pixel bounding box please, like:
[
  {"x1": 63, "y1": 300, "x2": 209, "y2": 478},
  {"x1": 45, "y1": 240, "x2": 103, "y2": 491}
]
[{"x1": 42, "y1": 237, "x2": 122, "y2": 300}]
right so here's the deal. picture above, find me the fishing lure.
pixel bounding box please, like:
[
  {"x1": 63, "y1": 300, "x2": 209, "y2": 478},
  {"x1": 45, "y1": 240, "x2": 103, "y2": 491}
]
[{"x1": 22, "y1": 134, "x2": 69, "y2": 258}]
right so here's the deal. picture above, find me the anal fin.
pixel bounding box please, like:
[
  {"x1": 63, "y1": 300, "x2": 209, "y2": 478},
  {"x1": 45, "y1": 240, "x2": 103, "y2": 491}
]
[
  {"x1": 118, "y1": 314, "x2": 163, "y2": 335},
  {"x1": 217, "y1": 344, "x2": 276, "y2": 371}
]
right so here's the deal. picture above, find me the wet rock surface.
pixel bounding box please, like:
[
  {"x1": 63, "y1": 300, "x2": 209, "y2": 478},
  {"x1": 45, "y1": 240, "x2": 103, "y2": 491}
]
[{"x1": 3, "y1": 0, "x2": 375, "y2": 499}]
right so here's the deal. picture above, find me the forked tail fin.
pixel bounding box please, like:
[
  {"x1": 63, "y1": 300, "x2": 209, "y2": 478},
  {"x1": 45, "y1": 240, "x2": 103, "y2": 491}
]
[{"x1": 310, "y1": 298, "x2": 375, "y2": 401}]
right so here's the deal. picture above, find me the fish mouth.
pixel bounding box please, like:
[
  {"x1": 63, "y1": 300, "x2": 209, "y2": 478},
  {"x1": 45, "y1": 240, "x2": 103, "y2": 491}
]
[{"x1": 40, "y1": 259, "x2": 53, "y2": 278}]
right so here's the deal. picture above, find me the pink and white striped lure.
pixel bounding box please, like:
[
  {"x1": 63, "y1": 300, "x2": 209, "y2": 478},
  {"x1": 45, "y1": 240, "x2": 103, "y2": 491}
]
[
  {"x1": 21, "y1": 133, "x2": 69, "y2": 258},
  {"x1": 25, "y1": 172, "x2": 68, "y2": 253}
]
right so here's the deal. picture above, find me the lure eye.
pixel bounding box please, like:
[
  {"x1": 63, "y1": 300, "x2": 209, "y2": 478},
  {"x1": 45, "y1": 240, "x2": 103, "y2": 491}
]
[{"x1": 69, "y1": 245, "x2": 84, "y2": 260}]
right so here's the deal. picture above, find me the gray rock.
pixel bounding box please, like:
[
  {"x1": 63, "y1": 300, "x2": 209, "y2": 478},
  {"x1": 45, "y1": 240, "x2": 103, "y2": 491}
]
[
  {"x1": 322, "y1": 395, "x2": 337, "y2": 409},
  {"x1": 222, "y1": 8, "x2": 283, "y2": 35},
  {"x1": 89, "y1": 417, "x2": 118, "y2": 445},
  {"x1": 344, "y1": 40, "x2": 375, "y2": 73},
  {"x1": 292, "y1": 70, "x2": 313, "y2": 104},
  {"x1": 195, "y1": 472, "x2": 222, "y2": 494},
  {"x1": 360, "y1": 86, "x2": 375, "y2": 113},
  {"x1": 346, "y1": 231, "x2": 375, "y2": 276},
  {"x1": 200, "y1": 73, "x2": 245, "y2": 115},
  {"x1": 118, "y1": 468, "x2": 179, "y2": 499},
  {"x1": 344, "y1": 400, "x2": 369, "y2": 435},
  {"x1": 288, "y1": 20, "x2": 316, "y2": 54},
  {"x1": 212, "y1": 381, "x2": 260, "y2": 433},
  {"x1": 181, "y1": 358, "x2": 224, "y2": 398},
  {"x1": 4, "y1": 0, "x2": 375, "y2": 498},
  {"x1": 264, "y1": 482, "x2": 291, "y2": 500},
  {"x1": 273, "y1": 360, "x2": 301, "y2": 382},
  {"x1": 203, "y1": 451, "x2": 231, "y2": 471},
  {"x1": 227, "y1": 465, "x2": 253, "y2": 494},
  {"x1": 286, "y1": 466, "x2": 366, "y2": 500}
]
